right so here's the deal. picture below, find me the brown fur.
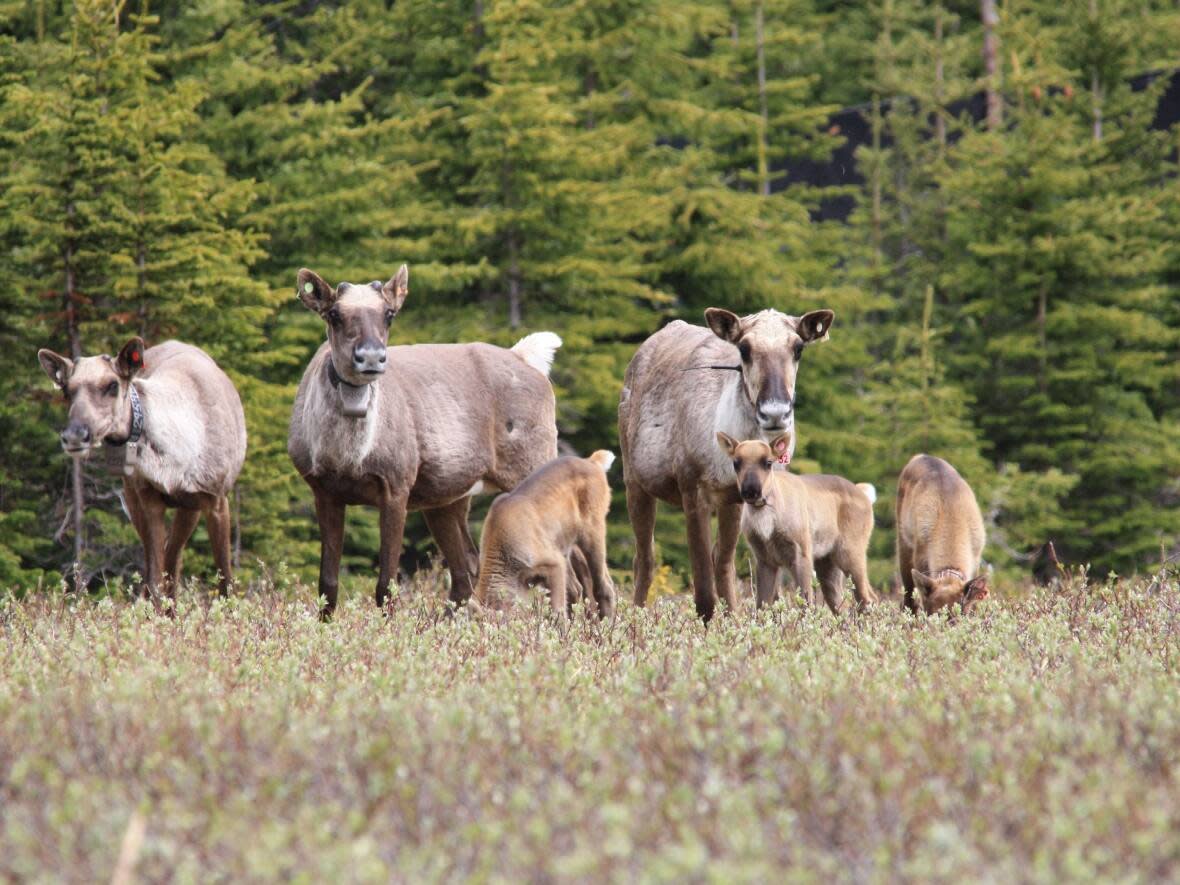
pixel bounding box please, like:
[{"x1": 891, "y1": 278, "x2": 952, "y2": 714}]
[
  {"x1": 288, "y1": 267, "x2": 560, "y2": 618},
  {"x1": 619, "y1": 307, "x2": 834, "y2": 621},
  {"x1": 896, "y1": 454, "x2": 989, "y2": 614},
  {"x1": 37, "y1": 337, "x2": 246, "y2": 599},
  {"x1": 718, "y1": 433, "x2": 876, "y2": 613},
  {"x1": 474, "y1": 451, "x2": 616, "y2": 621}
]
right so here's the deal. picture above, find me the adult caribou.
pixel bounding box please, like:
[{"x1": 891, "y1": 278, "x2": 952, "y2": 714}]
[
  {"x1": 288, "y1": 265, "x2": 561, "y2": 619},
  {"x1": 38, "y1": 337, "x2": 246, "y2": 600},
  {"x1": 619, "y1": 307, "x2": 835, "y2": 621}
]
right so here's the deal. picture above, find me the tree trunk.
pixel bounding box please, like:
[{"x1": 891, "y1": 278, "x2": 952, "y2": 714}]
[
  {"x1": 507, "y1": 230, "x2": 522, "y2": 329},
  {"x1": 934, "y1": 4, "x2": 946, "y2": 151},
  {"x1": 1090, "y1": 0, "x2": 1102, "y2": 142},
  {"x1": 980, "y1": 0, "x2": 1002, "y2": 131},
  {"x1": 755, "y1": 2, "x2": 770, "y2": 197},
  {"x1": 65, "y1": 200, "x2": 84, "y2": 590}
]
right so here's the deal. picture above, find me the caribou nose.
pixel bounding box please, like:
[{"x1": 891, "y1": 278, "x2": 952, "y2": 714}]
[
  {"x1": 756, "y1": 399, "x2": 793, "y2": 428},
  {"x1": 60, "y1": 423, "x2": 90, "y2": 449},
  {"x1": 352, "y1": 343, "x2": 387, "y2": 374}
]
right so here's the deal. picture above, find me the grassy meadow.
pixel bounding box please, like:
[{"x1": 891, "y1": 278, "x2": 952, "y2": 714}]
[{"x1": 1, "y1": 570, "x2": 1178, "y2": 882}]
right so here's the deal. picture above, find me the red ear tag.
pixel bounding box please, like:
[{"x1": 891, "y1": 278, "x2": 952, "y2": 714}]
[{"x1": 776, "y1": 452, "x2": 791, "y2": 465}]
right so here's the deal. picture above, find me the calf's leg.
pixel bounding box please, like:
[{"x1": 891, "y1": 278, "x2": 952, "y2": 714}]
[
  {"x1": 580, "y1": 531, "x2": 617, "y2": 621},
  {"x1": 898, "y1": 542, "x2": 917, "y2": 613},
  {"x1": 754, "y1": 558, "x2": 781, "y2": 608},
  {"x1": 815, "y1": 557, "x2": 847, "y2": 615}
]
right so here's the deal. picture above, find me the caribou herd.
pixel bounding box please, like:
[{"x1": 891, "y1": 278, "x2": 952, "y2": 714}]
[{"x1": 38, "y1": 264, "x2": 988, "y2": 619}]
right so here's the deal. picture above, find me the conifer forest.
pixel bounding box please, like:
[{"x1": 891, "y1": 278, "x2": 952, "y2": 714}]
[{"x1": 1, "y1": 1, "x2": 1179, "y2": 591}]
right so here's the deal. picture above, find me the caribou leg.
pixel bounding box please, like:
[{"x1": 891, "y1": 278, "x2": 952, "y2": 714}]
[
  {"x1": 683, "y1": 486, "x2": 718, "y2": 622},
  {"x1": 312, "y1": 490, "x2": 345, "y2": 620},
  {"x1": 424, "y1": 496, "x2": 480, "y2": 605},
  {"x1": 626, "y1": 481, "x2": 657, "y2": 606},
  {"x1": 164, "y1": 507, "x2": 202, "y2": 597},
  {"x1": 205, "y1": 494, "x2": 233, "y2": 597},
  {"x1": 376, "y1": 488, "x2": 409, "y2": 610}
]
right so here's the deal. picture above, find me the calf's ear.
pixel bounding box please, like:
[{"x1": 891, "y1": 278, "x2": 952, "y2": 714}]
[
  {"x1": 964, "y1": 575, "x2": 989, "y2": 603},
  {"x1": 297, "y1": 268, "x2": 337, "y2": 315},
  {"x1": 911, "y1": 569, "x2": 932, "y2": 590},
  {"x1": 115, "y1": 337, "x2": 146, "y2": 380},
  {"x1": 716, "y1": 431, "x2": 739, "y2": 455},
  {"x1": 38, "y1": 349, "x2": 73, "y2": 389},
  {"x1": 705, "y1": 308, "x2": 742, "y2": 344},
  {"x1": 770, "y1": 433, "x2": 791, "y2": 461},
  {"x1": 796, "y1": 309, "x2": 835, "y2": 343},
  {"x1": 381, "y1": 264, "x2": 409, "y2": 314}
]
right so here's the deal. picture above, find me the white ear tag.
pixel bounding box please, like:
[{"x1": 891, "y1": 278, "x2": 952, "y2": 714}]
[{"x1": 303, "y1": 281, "x2": 314, "y2": 294}]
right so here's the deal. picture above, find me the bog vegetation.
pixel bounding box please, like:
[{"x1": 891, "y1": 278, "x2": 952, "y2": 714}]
[
  {"x1": 1, "y1": 574, "x2": 1177, "y2": 879},
  {"x1": 0, "y1": 1, "x2": 1178, "y2": 592}
]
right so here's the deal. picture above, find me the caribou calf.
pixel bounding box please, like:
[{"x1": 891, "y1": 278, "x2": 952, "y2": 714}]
[
  {"x1": 896, "y1": 454, "x2": 989, "y2": 614},
  {"x1": 719, "y1": 433, "x2": 876, "y2": 613},
  {"x1": 474, "y1": 451, "x2": 616, "y2": 620},
  {"x1": 288, "y1": 266, "x2": 561, "y2": 618},
  {"x1": 37, "y1": 338, "x2": 246, "y2": 598}
]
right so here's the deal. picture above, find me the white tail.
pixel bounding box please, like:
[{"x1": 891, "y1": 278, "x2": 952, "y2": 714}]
[
  {"x1": 856, "y1": 482, "x2": 877, "y2": 504},
  {"x1": 511, "y1": 331, "x2": 562, "y2": 378},
  {"x1": 588, "y1": 450, "x2": 615, "y2": 473}
]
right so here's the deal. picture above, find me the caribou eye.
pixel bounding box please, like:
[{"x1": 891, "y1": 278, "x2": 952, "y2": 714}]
[
  {"x1": 763, "y1": 459, "x2": 773, "y2": 469},
  {"x1": 733, "y1": 460, "x2": 741, "y2": 472},
  {"x1": 326, "y1": 308, "x2": 342, "y2": 326},
  {"x1": 738, "y1": 341, "x2": 751, "y2": 363},
  {"x1": 104, "y1": 381, "x2": 118, "y2": 397},
  {"x1": 384, "y1": 309, "x2": 396, "y2": 326},
  {"x1": 793, "y1": 343, "x2": 804, "y2": 361}
]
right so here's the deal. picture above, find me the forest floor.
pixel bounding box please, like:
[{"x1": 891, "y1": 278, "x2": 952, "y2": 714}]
[{"x1": 1, "y1": 569, "x2": 1177, "y2": 881}]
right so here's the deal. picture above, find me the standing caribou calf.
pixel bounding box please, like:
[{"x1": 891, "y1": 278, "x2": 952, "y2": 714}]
[
  {"x1": 620, "y1": 306, "x2": 834, "y2": 621},
  {"x1": 718, "y1": 433, "x2": 876, "y2": 613},
  {"x1": 38, "y1": 338, "x2": 246, "y2": 598},
  {"x1": 288, "y1": 266, "x2": 561, "y2": 618},
  {"x1": 474, "y1": 451, "x2": 616, "y2": 620},
  {"x1": 896, "y1": 454, "x2": 989, "y2": 615}
]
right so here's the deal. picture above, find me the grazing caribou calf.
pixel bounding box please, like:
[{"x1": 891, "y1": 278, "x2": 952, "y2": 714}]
[
  {"x1": 620, "y1": 306, "x2": 835, "y2": 621},
  {"x1": 896, "y1": 454, "x2": 989, "y2": 615},
  {"x1": 37, "y1": 338, "x2": 246, "y2": 598},
  {"x1": 288, "y1": 266, "x2": 561, "y2": 619},
  {"x1": 474, "y1": 451, "x2": 616, "y2": 621},
  {"x1": 718, "y1": 433, "x2": 877, "y2": 613}
]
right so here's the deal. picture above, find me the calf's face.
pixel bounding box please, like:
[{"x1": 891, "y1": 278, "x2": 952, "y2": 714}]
[
  {"x1": 37, "y1": 338, "x2": 144, "y2": 456},
  {"x1": 913, "y1": 570, "x2": 990, "y2": 615},
  {"x1": 716, "y1": 432, "x2": 791, "y2": 507},
  {"x1": 705, "y1": 307, "x2": 834, "y2": 442}
]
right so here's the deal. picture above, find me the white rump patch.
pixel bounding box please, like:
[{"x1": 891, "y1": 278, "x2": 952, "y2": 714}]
[
  {"x1": 589, "y1": 450, "x2": 616, "y2": 473},
  {"x1": 857, "y1": 483, "x2": 877, "y2": 504},
  {"x1": 511, "y1": 331, "x2": 562, "y2": 377}
]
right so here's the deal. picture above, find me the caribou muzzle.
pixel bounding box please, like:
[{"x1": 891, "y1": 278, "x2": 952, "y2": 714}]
[
  {"x1": 755, "y1": 398, "x2": 793, "y2": 432},
  {"x1": 352, "y1": 341, "x2": 387, "y2": 375},
  {"x1": 60, "y1": 421, "x2": 92, "y2": 455}
]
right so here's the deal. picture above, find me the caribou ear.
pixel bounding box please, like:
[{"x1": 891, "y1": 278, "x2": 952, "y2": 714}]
[
  {"x1": 381, "y1": 264, "x2": 409, "y2": 314},
  {"x1": 797, "y1": 309, "x2": 835, "y2": 343},
  {"x1": 911, "y1": 569, "x2": 932, "y2": 590},
  {"x1": 716, "y1": 431, "x2": 739, "y2": 456},
  {"x1": 38, "y1": 349, "x2": 73, "y2": 389},
  {"x1": 297, "y1": 268, "x2": 337, "y2": 315},
  {"x1": 770, "y1": 433, "x2": 791, "y2": 460},
  {"x1": 705, "y1": 308, "x2": 743, "y2": 344},
  {"x1": 963, "y1": 575, "x2": 990, "y2": 604},
  {"x1": 115, "y1": 337, "x2": 146, "y2": 379}
]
